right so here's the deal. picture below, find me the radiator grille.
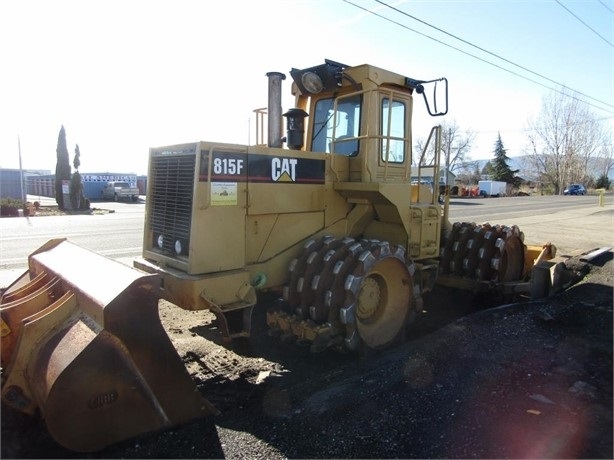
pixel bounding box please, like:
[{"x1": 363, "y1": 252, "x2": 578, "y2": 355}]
[{"x1": 150, "y1": 154, "x2": 196, "y2": 257}]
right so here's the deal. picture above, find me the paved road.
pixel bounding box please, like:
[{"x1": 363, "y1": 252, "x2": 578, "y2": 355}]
[
  {"x1": 1, "y1": 194, "x2": 612, "y2": 288},
  {"x1": 0, "y1": 198, "x2": 145, "y2": 287},
  {"x1": 450, "y1": 194, "x2": 614, "y2": 254},
  {"x1": 447, "y1": 194, "x2": 613, "y2": 255},
  {"x1": 449, "y1": 194, "x2": 610, "y2": 221}
]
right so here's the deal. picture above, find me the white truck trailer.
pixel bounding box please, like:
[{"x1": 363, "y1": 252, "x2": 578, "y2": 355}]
[{"x1": 478, "y1": 180, "x2": 507, "y2": 197}]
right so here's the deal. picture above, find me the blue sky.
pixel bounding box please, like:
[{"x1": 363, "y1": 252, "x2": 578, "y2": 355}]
[{"x1": 1, "y1": 0, "x2": 612, "y2": 175}]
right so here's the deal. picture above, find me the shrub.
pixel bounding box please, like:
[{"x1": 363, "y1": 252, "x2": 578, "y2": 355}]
[
  {"x1": 595, "y1": 174, "x2": 611, "y2": 190},
  {"x1": 0, "y1": 198, "x2": 25, "y2": 217}
]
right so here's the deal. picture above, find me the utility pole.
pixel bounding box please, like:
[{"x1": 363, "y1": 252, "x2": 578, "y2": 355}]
[{"x1": 18, "y1": 136, "x2": 26, "y2": 203}]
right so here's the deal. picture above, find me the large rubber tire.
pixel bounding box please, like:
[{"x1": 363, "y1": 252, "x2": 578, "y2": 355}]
[
  {"x1": 283, "y1": 236, "x2": 416, "y2": 352},
  {"x1": 440, "y1": 222, "x2": 525, "y2": 282}
]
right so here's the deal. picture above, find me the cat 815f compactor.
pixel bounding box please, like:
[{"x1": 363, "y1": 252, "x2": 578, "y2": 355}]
[
  {"x1": 1, "y1": 59, "x2": 557, "y2": 452},
  {"x1": 134, "y1": 58, "x2": 555, "y2": 352}
]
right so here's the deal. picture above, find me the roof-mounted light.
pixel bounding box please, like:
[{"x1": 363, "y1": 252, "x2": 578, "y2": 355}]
[
  {"x1": 301, "y1": 72, "x2": 324, "y2": 94},
  {"x1": 289, "y1": 59, "x2": 348, "y2": 95}
]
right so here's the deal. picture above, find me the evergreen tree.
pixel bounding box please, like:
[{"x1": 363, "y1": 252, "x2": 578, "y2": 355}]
[
  {"x1": 491, "y1": 133, "x2": 520, "y2": 186},
  {"x1": 70, "y1": 144, "x2": 85, "y2": 209},
  {"x1": 73, "y1": 144, "x2": 81, "y2": 170},
  {"x1": 595, "y1": 174, "x2": 610, "y2": 190},
  {"x1": 481, "y1": 161, "x2": 494, "y2": 177},
  {"x1": 55, "y1": 125, "x2": 72, "y2": 209}
]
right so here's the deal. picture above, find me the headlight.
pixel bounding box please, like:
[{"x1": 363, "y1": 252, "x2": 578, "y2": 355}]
[
  {"x1": 157, "y1": 234, "x2": 164, "y2": 249},
  {"x1": 301, "y1": 71, "x2": 324, "y2": 93},
  {"x1": 174, "y1": 239, "x2": 183, "y2": 255}
]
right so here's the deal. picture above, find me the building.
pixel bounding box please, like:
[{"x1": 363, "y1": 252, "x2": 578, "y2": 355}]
[
  {"x1": 0, "y1": 169, "x2": 25, "y2": 200},
  {"x1": 79, "y1": 173, "x2": 138, "y2": 200},
  {"x1": 1, "y1": 169, "x2": 52, "y2": 201},
  {"x1": 410, "y1": 166, "x2": 456, "y2": 186},
  {"x1": 25, "y1": 172, "x2": 144, "y2": 201}
]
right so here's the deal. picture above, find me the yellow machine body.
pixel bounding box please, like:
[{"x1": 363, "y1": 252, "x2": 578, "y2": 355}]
[
  {"x1": 134, "y1": 60, "x2": 550, "y2": 351},
  {"x1": 135, "y1": 61, "x2": 448, "y2": 346}
]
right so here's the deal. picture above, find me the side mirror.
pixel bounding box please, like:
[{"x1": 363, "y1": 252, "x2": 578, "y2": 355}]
[{"x1": 405, "y1": 77, "x2": 448, "y2": 117}]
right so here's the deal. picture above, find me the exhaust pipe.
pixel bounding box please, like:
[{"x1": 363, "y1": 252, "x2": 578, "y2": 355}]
[{"x1": 266, "y1": 71, "x2": 285, "y2": 148}]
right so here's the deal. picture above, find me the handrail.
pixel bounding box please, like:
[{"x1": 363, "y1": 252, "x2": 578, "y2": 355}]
[
  {"x1": 414, "y1": 125, "x2": 442, "y2": 205},
  {"x1": 382, "y1": 89, "x2": 392, "y2": 180},
  {"x1": 252, "y1": 108, "x2": 267, "y2": 146}
]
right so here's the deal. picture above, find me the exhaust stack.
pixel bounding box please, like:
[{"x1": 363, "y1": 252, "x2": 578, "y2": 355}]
[{"x1": 266, "y1": 72, "x2": 286, "y2": 148}]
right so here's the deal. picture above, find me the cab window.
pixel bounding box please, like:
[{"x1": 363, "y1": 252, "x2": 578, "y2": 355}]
[
  {"x1": 381, "y1": 98, "x2": 406, "y2": 163},
  {"x1": 312, "y1": 95, "x2": 361, "y2": 155}
]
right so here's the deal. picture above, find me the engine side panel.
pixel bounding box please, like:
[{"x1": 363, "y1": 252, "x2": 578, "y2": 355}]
[{"x1": 246, "y1": 212, "x2": 324, "y2": 264}]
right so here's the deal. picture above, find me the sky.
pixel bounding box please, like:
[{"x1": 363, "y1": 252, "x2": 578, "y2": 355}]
[{"x1": 1, "y1": 0, "x2": 612, "y2": 175}]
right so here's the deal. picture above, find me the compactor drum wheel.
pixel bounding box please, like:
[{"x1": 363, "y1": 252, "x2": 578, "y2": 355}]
[
  {"x1": 440, "y1": 222, "x2": 525, "y2": 282},
  {"x1": 274, "y1": 236, "x2": 419, "y2": 352}
]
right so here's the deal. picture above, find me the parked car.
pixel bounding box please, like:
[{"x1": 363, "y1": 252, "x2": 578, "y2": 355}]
[
  {"x1": 101, "y1": 181, "x2": 140, "y2": 201},
  {"x1": 563, "y1": 184, "x2": 586, "y2": 195}
]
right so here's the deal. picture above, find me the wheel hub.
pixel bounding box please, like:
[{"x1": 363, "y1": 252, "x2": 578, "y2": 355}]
[{"x1": 356, "y1": 277, "x2": 381, "y2": 320}]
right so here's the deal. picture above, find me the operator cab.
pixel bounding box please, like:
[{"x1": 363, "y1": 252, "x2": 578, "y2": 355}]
[{"x1": 288, "y1": 59, "x2": 447, "y2": 183}]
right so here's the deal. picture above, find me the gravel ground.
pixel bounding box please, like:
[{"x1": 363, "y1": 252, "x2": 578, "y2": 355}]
[{"x1": 1, "y1": 252, "x2": 612, "y2": 459}]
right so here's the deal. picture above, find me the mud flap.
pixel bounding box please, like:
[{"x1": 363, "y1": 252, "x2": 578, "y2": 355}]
[{"x1": 1, "y1": 239, "x2": 218, "y2": 452}]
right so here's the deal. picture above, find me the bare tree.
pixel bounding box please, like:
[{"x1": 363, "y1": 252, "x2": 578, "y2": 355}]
[
  {"x1": 454, "y1": 160, "x2": 482, "y2": 185},
  {"x1": 525, "y1": 89, "x2": 607, "y2": 194},
  {"x1": 594, "y1": 137, "x2": 614, "y2": 179},
  {"x1": 414, "y1": 120, "x2": 475, "y2": 173}
]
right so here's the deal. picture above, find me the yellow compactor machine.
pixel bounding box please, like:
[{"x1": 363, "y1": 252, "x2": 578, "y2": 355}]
[
  {"x1": 2, "y1": 59, "x2": 558, "y2": 452},
  {"x1": 134, "y1": 59, "x2": 555, "y2": 350}
]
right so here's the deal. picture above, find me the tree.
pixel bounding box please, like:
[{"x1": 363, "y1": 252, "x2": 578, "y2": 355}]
[
  {"x1": 454, "y1": 160, "x2": 481, "y2": 185},
  {"x1": 595, "y1": 174, "x2": 611, "y2": 190},
  {"x1": 70, "y1": 144, "x2": 85, "y2": 209},
  {"x1": 491, "y1": 133, "x2": 520, "y2": 186},
  {"x1": 481, "y1": 161, "x2": 494, "y2": 177},
  {"x1": 525, "y1": 88, "x2": 607, "y2": 194},
  {"x1": 414, "y1": 120, "x2": 475, "y2": 174},
  {"x1": 441, "y1": 121, "x2": 475, "y2": 174},
  {"x1": 55, "y1": 125, "x2": 72, "y2": 209},
  {"x1": 593, "y1": 140, "x2": 614, "y2": 182},
  {"x1": 73, "y1": 143, "x2": 81, "y2": 170},
  {"x1": 470, "y1": 162, "x2": 481, "y2": 183}
]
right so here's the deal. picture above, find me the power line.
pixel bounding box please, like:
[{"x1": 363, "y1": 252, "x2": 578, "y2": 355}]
[
  {"x1": 343, "y1": 0, "x2": 614, "y2": 113},
  {"x1": 555, "y1": 0, "x2": 613, "y2": 47},
  {"x1": 599, "y1": 0, "x2": 614, "y2": 14},
  {"x1": 369, "y1": 0, "x2": 614, "y2": 111}
]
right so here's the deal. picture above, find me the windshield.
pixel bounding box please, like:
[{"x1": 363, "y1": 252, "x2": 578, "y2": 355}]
[{"x1": 311, "y1": 94, "x2": 361, "y2": 155}]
